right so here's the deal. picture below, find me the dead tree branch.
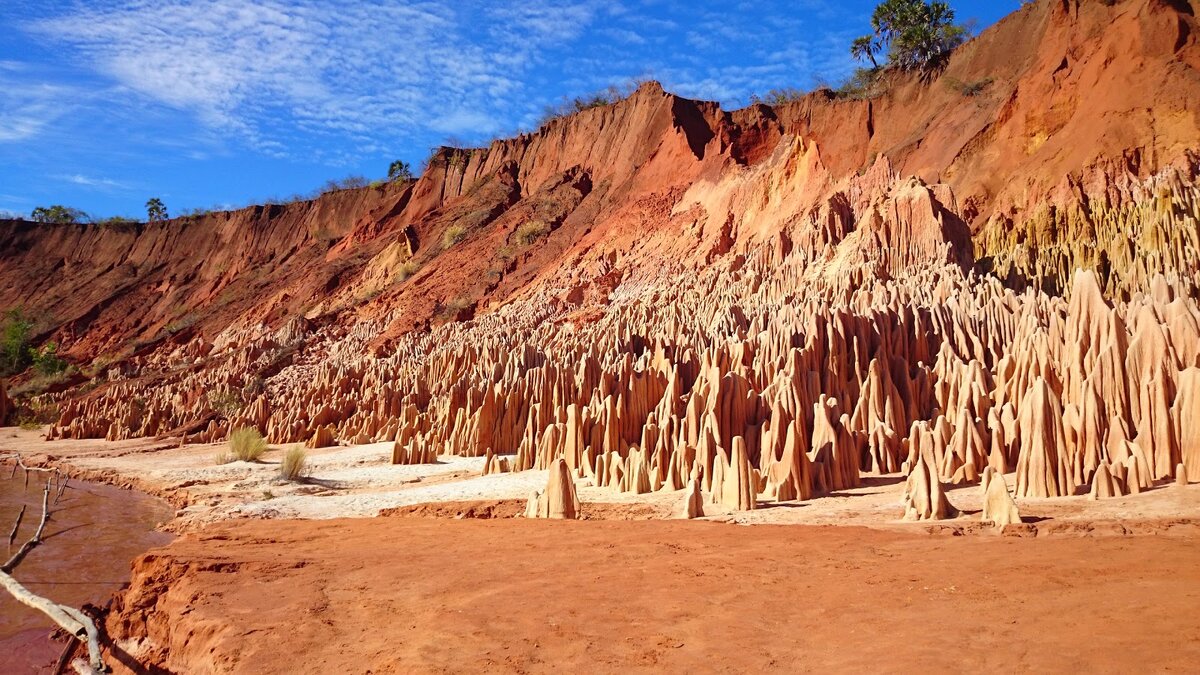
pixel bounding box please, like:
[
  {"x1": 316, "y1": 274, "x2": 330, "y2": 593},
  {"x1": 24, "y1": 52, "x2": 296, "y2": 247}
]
[
  {"x1": 8, "y1": 503, "x2": 25, "y2": 545},
  {"x1": 2, "y1": 479, "x2": 50, "y2": 573},
  {"x1": 0, "y1": 473, "x2": 107, "y2": 673},
  {"x1": 0, "y1": 571, "x2": 105, "y2": 672}
]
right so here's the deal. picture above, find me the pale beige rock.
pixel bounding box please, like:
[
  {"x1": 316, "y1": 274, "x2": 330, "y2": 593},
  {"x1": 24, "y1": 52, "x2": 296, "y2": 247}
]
[
  {"x1": 681, "y1": 477, "x2": 704, "y2": 519},
  {"x1": 542, "y1": 457, "x2": 581, "y2": 519},
  {"x1": 980, "y1": 467, "x2": 1021, "y2": 528},
  {"x1": 1015, "y1": 378, "x2": 1074, "y2": 498},
  {"x1": 1088, "y1": 463, "x2": 1124, "y2": 500},
  {"x1": 902, "y1": 449, "x2": 957, "y2": 521}
]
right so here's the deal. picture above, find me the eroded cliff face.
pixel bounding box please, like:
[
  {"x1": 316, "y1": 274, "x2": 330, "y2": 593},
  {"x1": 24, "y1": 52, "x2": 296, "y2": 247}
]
[{"x1": 1, "y1": 0, "x2": 1198, "y2": 488}]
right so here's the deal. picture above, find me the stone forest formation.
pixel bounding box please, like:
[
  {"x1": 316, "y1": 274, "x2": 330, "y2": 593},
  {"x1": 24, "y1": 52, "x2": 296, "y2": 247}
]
[{"x1": 1, "y1": 0, "x2": 1199, "y2": 672}]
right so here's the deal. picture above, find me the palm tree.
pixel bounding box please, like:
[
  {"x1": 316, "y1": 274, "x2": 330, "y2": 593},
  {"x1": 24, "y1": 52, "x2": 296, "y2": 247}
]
[
  {"x1": 145, "y1": 198, "x2": 168, "y2": 223},
  {"x1": 388, "y1": 160, "x2": 414, "y2": 182},
  {"x1": 853, "y1": 0, "x2": 966, "y2": 71},
  {"x1": 851, "y1": 36, "x2": 880, "y2": 68}
]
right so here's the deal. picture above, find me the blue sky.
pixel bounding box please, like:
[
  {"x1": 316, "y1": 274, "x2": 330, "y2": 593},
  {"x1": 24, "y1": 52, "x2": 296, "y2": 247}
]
[{"x1": 0, "y1": 1, "x2": 1016, "y2": 220}]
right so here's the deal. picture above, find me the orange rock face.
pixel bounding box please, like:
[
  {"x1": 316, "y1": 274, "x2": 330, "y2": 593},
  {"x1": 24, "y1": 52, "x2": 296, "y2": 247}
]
[{"x1": 0, "y1": 0, "x2": 1197, "y2": 522}]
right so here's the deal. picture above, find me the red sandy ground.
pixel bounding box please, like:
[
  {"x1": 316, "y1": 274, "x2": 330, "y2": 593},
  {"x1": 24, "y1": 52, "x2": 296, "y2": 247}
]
[{"x1": 109, "y1": 518, "x2": 1200, "y2": 674}]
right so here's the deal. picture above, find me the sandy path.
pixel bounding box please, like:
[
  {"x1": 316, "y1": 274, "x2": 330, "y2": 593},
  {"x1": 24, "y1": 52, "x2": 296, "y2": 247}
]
[{"x1": 107, "y1": 517, "x2": 1200, "y2": 674}]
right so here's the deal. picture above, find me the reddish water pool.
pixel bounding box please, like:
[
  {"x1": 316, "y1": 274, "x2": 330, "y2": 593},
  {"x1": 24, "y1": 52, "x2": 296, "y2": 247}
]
[{"x1": 0, "y1": 468, "x2": 173, "y2": 672}]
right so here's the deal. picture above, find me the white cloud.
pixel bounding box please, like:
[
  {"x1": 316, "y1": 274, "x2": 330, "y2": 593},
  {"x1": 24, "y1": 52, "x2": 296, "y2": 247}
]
[
  {"x1": 15, "y1": 0, "x2": 863, "y2": 157},
  {"x1": 58, "y1": 174, "x2": 131, "y2": 190},
  {"x1": 0, "y1": 77, "x2": 75, "y2": 142},
  {"x1": 25, "y1": 0, "x2": 605, "y2": 154}
]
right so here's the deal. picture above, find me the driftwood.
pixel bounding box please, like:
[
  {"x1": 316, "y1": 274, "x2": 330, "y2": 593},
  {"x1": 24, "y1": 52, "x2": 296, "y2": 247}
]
[
  {"x1": 53, "y1": 636, "x2": 80, "y2": 675},
  {"x1": 2, "y1": 480, "x2": 51, "y2": 573},
  {"x1": 1, "y1": 465, "x2": 108, "y2": 673},
  {"x1": 0, "y1": 571, "x2": 105, "y2": 673},
  {"x1": 8, "y1": 503, "x2": 25, "y2": 545},
  {"x1": 1, "y1": 453, "x2": 59, "y2": 492}
]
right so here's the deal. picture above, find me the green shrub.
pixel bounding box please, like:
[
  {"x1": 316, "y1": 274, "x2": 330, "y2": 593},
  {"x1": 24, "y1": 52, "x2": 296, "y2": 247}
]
[
  {"x1": 32, "y1": 342, "x2": 66, "y2": 376},
  {"x1": 97, "y1": 216, "x2": 139, "y2": 226},
  {"x1": 946, "y1": 76, "x2": 993, "y2": 96},
  {"x1": 748, "y1": 88, "x2": 806, "y2": 106},
  {"x1": 228, "y1": 427, "x2": 267, "y2": 462},
  {"x1": 515, "y1": 220, "x2": 551, "y2": 246},
  {"x1": 837, "y1": 68, "x2": 887, "y2": 100},
  {"x1": 442, "y1": 224, "x2": 467, "y2": 249},
  {"x1": 165, "y1": 315, "x2": 198, "y2": 335},
  {"x1": 30, "y1": 205, "x2": 88, "y2": 224},
  {"x1": 279, "y1": 446, "x2": 308, "y2": 481},
  {"x1": 446, "y1": 296, "x2": 473, "y2": 312},
  {"x1": 436, "y1": 296, "x2": 475, "y2": 322},
  {"x1": 215, "y1": 451, "x2": 233, "y2": 465},
  {"x1": 1, "y1": 309, "x2": 32, "y2": 376},
  {"x1": 537, "y1": 80, "x2": 647, "y2": 128},
  {"x1": 318, "y1": 175, "x2": 369, "y2": 195}
]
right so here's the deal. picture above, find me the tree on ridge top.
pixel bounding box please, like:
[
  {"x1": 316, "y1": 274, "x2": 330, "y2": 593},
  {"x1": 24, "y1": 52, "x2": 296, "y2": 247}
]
[
  {"x1": 146, "y1": 197, "x2": 168, "y2": 223},
  {"x1": 852, "y1": 0, "x2": 967, "y2": 71}
]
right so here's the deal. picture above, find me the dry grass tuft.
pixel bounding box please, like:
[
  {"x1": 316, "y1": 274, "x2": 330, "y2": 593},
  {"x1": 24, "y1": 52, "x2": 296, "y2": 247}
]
[
  {"x1": 229, "y1": 427, "x2": 267, "y2": 462},
  {"x1": 279, "y1": 445, "x2": 308, "y2": 481},
  {"x1": 442, "y1": 224, "x2": 467, "y2": 249},
  {"x1": 515, "y1": 220, "x2": 551, "y2": 246}
]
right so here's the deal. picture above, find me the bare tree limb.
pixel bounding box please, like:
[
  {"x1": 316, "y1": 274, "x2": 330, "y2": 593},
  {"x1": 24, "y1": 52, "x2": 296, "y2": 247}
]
[
  {"x1": 53, "y1": 636, "x2": 79, "y2": 675},
  {"x1": 0, "y1": 473, "x2": 107, "y2": 672},
  {"x1": 0, "y1": 571, "x2": 105, "y2": 673},
  {"x1": 62, "y1": 605, "x2": 105, "y2": 673},
  {"x1": 2, "y1": 479, "x2": 50, "y2": 573},
  {"x1": 1, "y1": 453, "x2": 59, "y2": 476},
  {"x1": 8, "y1": 503, "x2": 25, "y2": 545}
]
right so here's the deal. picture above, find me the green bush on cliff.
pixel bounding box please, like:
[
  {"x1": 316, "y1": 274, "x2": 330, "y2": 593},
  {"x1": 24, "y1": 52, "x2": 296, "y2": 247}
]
[
  {"x1": 537, "y1": 79, "x2": 648, "y2": 128},
  {"x1": 1, "y1": 309, "x2": 33, "y2": 376},
  {"x1": 97, "y1": 216, "x2": 139, "y2": 226},
  {"x1": 32, "y1": 341, "x2": 66, "y2": 376},
  {"x1": 318, "y1": 175, "x2": 369, "y2": 195},
  {"x1": 748, "y1": 88, "x2": 806, "y2": 106},
  {"x1": 30, "y1": 205, "x2": 89, "y2": 224},
  {"x1": 146, "y1": 197, "x2": 169, "y2": 223},
  {"x1": 836, "y1": 68, "x2": 887, "y2": 100}
]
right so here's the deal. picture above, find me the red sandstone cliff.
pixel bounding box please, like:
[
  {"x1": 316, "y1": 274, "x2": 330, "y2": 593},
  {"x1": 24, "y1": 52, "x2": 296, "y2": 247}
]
[{"x1": 0, "y1": 0, "x2": 1196, "y2": 441}]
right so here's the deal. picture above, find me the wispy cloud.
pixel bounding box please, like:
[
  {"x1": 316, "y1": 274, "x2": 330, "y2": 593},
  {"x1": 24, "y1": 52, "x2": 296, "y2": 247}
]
[
  {"x1": 58, "y1": 174, "x2": 131, "y2": 190},
  {"x1": 24, "y1": 0, "x2": 607, "y2": 154},
  {"x1": 0, "y1": 76, "x2": 76, "y2": 143},
  {"x1": 12, "y1": 0, "x2": 867, "y2": 162}
]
